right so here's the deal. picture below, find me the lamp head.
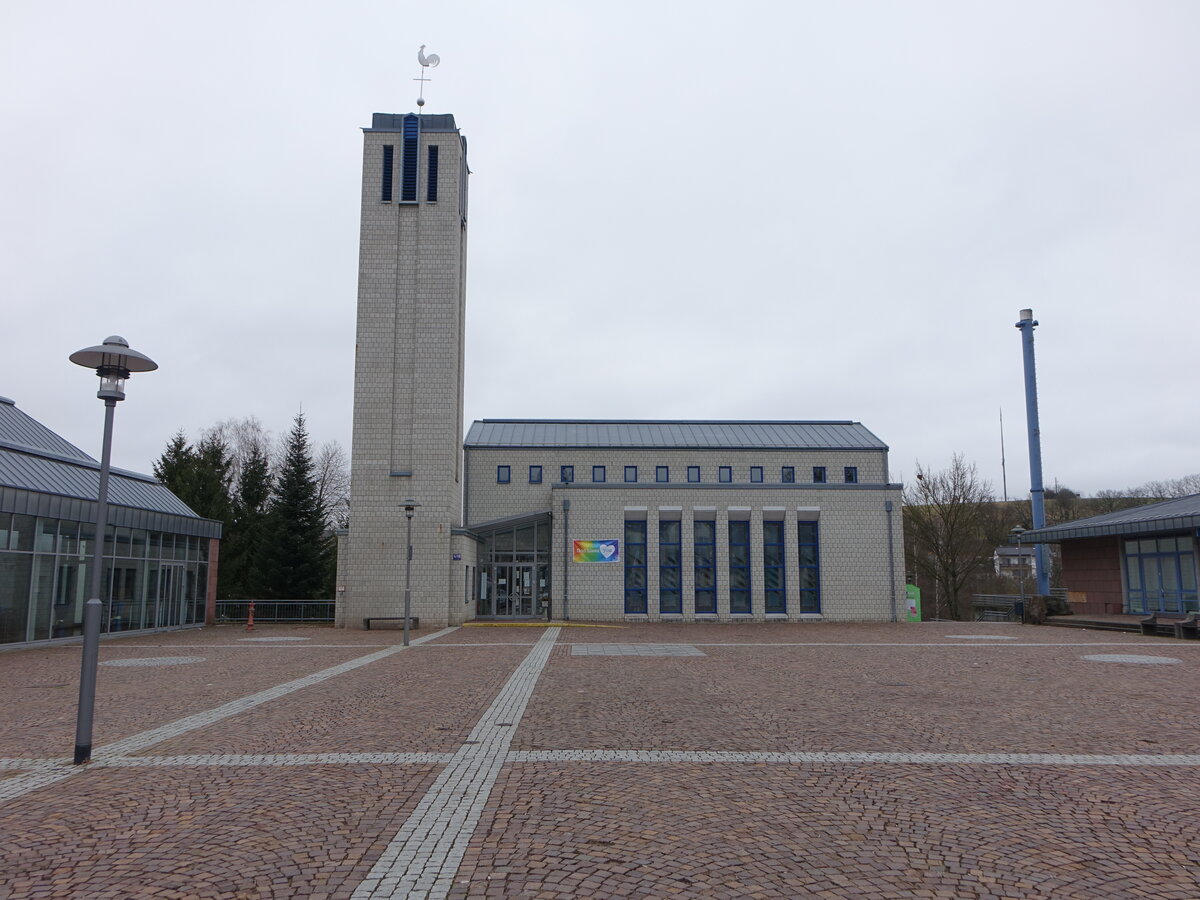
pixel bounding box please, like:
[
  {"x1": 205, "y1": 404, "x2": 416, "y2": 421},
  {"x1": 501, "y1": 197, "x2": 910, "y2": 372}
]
[
  {"x1": 401, "y1": 499, "x2": 421, "y2": 519},
  {"x1": 69, "y1": 336, "x2": 158, "y2": 402}
]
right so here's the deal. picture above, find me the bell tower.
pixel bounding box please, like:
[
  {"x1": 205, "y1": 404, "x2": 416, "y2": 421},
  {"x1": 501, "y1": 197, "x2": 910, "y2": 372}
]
[{"x1": 338, "y1": 112, "x2": 472, "y2": 628}]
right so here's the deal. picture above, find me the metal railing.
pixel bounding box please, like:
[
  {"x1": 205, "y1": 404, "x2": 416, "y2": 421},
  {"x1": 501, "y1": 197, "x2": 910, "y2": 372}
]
[
  {"x1": 970, "y1": 595, "x2": 1021, "y2": 622},
  {"x1": 215, "y1": 600, "x2": 335, "y2": 623}
]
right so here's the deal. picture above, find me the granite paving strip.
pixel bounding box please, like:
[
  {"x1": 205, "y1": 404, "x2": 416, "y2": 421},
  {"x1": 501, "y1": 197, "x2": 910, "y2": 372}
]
[
  {"x1": 449, "y1": 762, "x2": 1200, "y2": 900},
  {"x1": 0, "y1": 627, "x2": 456, "y2": 807},
  {"x1": 99, "y1": 752, "x2": 456, "y2": 767},
  {"x1": 508, "y1": 749, "x2": 1200, "y2": 765},
  {"x1": 351, "y1": 627, "x2": 561, "y2": 900}
]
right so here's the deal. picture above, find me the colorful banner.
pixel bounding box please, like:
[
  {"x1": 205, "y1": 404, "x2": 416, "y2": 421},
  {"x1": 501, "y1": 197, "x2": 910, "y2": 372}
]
[
  {"x1": 573, "y1": 539, "x2": 620, "y2": 563},
  {"x1": 905, "y1": 584, "x2": 922, "y2": 622}
]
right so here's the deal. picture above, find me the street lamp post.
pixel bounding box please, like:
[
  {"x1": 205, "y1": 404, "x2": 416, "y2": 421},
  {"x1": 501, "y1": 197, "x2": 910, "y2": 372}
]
[
  {"x1": 69, "y1": 336, "x2": 158, "y2": 764},
  {"x1": 1011, "y1": 526, "x2": 1027, "y2": 624},
  {"x1": 401, "y1": 500, "x2": 420, "y2": 646}
]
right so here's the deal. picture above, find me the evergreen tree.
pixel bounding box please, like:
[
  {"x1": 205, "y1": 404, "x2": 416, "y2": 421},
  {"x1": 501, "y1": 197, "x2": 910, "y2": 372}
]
[
  {"x1": 220, "y1": 440, "x2": 273, "y2": 599},
  {"x1": 152, "y1": 430, "x2": 233, "y2": 523},
  {"x1": 260, "y1": 413, "x2": 328, "y2": 599}
]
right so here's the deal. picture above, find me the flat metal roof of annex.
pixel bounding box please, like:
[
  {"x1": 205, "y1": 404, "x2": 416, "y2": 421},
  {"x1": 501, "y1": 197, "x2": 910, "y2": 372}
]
[
  {"x1": 464, "y1": 420, "x2": 888, "y2": 451},
  {"x1": 1020, "y1": 493, "x2": 1200, "y2": 543}
]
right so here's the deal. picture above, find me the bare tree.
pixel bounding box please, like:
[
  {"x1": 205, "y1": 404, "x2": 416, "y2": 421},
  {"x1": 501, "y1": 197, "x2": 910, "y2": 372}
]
[
  {"x1": 903, "y1": 454, "x2": 996, "y2": 620},
  {"x1": 314, "y1": 440, "x2": 350, "y2": 529},
  {"x1": 202, "y1": 416, "x2": 273, "y2": 495}
]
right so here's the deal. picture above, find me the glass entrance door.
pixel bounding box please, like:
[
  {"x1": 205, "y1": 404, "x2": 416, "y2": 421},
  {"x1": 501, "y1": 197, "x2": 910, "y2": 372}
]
[{"x1": 478, "y1": 564, "x2": 536, "y2": 617}]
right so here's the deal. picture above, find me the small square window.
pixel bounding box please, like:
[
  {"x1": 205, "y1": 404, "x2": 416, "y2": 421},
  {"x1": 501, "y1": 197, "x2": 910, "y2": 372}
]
[
  {"x1": 625, "y1": 465, "x2": 638, "y2": 483},
  {"x1": 812, "y1": 466, "x2": 827, "y2": 484},
  {"x1": 844, "y1": 466, "x2": 858, "y2": 484},
  {"x1": 497, "y1": 465, "x2": 511, "y2": 484},
  {"x1": 781, "y1": 466, "x2": 795, "y2": 483},
  {"x1": 656, "y1": 466, "x2": 669, "y2": 483},
  {"x1": 750, "y1": 466, "x2": 763, "y2": 483},
  {"x1": 561, "y1": 465, "x2": 574, "y2": 484},
  {"x1": 719, "y1": 466, "x2": 732, "y2": 483},
  {"x1": 529, "y1": 465, "x2": 542, "y2": 484},
  {"x1": 593, "y1": 465, "x2": 606, "y2": 483},
  {"x1": 687, "y1": 466, "x2": 700, "y2": 483}
]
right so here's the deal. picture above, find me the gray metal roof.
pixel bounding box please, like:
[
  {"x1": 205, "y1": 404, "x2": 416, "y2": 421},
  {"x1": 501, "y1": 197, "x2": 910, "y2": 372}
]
[
  {"x1": 1020, "y1": 493, "x2": 1200, "y2": 543},
  {"x1": 464, "y1": 420, "x2": 888, "y2": 451},
  {"x1": 0, "y1": 397, "x2": 94, "y2": 462},
  {"x1": 0, "y1": 397, "x2": 214, "y2": 528}
]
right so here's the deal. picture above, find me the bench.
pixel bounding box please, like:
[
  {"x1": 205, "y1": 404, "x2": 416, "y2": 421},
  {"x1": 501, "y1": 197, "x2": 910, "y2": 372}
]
[
  {"x1": 1173, "y1": 612, "x2": 1199, "y2": 640},
  {"x1": 363, "y1": 616, "x2": 419, "y2": 631},
  {"x1": 1140, "y1": 614, "x2": 1159, "y2": 636}
]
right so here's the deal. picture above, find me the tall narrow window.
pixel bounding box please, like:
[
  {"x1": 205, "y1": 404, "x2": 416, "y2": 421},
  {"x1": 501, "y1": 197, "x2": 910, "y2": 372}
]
[
  {"x1": 798, "y1": 522, "x2": 821, "y2": 612},
  {"x1": 750, "y1": 466, "x2": 763, "y2": 483},
  {"x1": 624, "y1": 520, "x2": 648, "y2": 614},
  {"x1": 496, "y1": 465, "x2": 511, "y2": 484},
  {"x1": 656, "y1": 466, "x2": 669, "y2": 483},
  {"x1": 694, "y1": 520, "x2": 717, "y2": 614},
  {"x1": 719, "y1": 466, "x2": 732, "y2": 483},
  {"x1": 528, "y1": 465, "x2": 542, "y2": 484},
  {"x1": 844, "y1": 466, "x2": 858, "y2": 484},
  {"x1": 592, "y1": 465, "x2": 606, "y2": 483},
  {"x1": 624, "y1": 466, "x2": 638, "y2": 483},
  {"x1": 728, "y1": 520, "x2": 752, "y2": 614},
  {"x1": 812, "y1": 466, "x2": 827, "y2": 484},
  {"x1": 781, "y1": 466, "x2": 795, "y2": 483},
  {"x1": 659, "y1": 520, "x2": 682, "y2": 614},
  {"x1": 763, "y1": 521, "x2": 786, "y2": 613},
  {"x1": 381, "y1": 145, "x2": 394, "y2": 202},
  {"x1": 560, "y1": 465, "x2": 574, "y2": 484},
  {"x1": 401, "y1": 114, "x2": 419, "y2": 201},
  {"x1": 687, "y1": 466, "x2": 701, "y2": 483},
  {"x1": 427, "y1": 145, "x2": 439, "y2": 202}
]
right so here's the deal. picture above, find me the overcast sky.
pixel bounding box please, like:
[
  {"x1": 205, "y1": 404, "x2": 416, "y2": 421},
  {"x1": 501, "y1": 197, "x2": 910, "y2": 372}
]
[{"x1": 3, "y1": 1, "x2": 1197, "y2": 499}]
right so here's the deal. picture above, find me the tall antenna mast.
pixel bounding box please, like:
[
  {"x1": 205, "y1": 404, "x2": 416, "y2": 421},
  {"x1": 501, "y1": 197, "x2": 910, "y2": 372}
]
[
  {"x1": 999, "y1": 406, "x2": 1008, "y2": 503},
  {"x1": 415, "y1": 44, "x2": 440, "y2": 109}
]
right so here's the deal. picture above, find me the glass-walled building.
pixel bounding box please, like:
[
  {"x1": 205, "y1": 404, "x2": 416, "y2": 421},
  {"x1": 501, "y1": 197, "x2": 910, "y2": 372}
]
[{"x1": 0, "y1": 396, "x2": 221, "y2": 646}]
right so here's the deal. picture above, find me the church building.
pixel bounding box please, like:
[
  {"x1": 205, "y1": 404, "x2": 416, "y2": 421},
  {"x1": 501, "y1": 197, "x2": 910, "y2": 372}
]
[{"x1": 335, "y1": 112, "x2": 904, "y2": 627}]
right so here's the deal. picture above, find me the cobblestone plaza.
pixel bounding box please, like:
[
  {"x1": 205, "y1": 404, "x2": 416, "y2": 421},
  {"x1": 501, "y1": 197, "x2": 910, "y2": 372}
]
[{"x1": 3, "y1": 621, "x2": 1199, "y2": 898}]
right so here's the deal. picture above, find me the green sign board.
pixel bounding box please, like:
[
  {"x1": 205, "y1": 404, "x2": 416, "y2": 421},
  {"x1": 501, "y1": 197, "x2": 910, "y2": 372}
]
[{"x1": 905, "y1": 584, "x2": 921, "y2": 622}]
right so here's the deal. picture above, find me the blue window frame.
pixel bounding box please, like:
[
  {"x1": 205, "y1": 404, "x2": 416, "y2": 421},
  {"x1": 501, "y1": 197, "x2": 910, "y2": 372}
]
[
  {"x1": 624, "y1": 465, "x2": 638, "y2": 483},
  {"x1": 687, "y1": 466, "x2": 700, "y2": 483},
  {"x1": 719, "y1": 466, "x2": 732, "y2": 483},
  {"x1": 781, "y1": 466, "x2": 795, "y2": 483},
  {"x1": 659, "y1": 519, "x2": 682, "y2": 614},
  {"x1": 728, "y1": 520, "x2": 752, "y2": 614},
  {"x1": 592, "y1": 465, "x2": 606, "y2": 483},
  {"x1": 812, "y1": 466, "x2": 826, "y2": 484},
  {"x1": 750, "y1": 466, "x2": 763, "y2": 483},
  {"x1": 1124, "y1": 536, "x2": 1199, "y2": 614},
  {"x1": 560, "y1": 465, "x2": 574, "y2": 484},
  {"x1": 427, "y1": 145, "x2": 438, "y2": 202},
  {"x1": 497, "y1": 465, "x2": 511, "y2": 484},
  {"x1": 763, "y1": 520, "x2": 786, "y2": 613},
  {"x1": 624, "y1": 520, "x2": 648, "y2": 614},
  {"x1": 656, "y1": 465, "x2": 669, "y2": 483},
  {"x1": 381, "y1": 145, "x2": 394, "y2": 202},
  {"x1": 844, "y1": 466, "x2": 858, "y2": 484},
  {"x1": 528, "y1": 465, "x2": 542, "y2": 484},
  {"x1": 400, "y1": 114, "x2": 419, "y2": 201},
  {"x1": 798, "y1": 521, "x2": 821, "y2": 612},
  {"x1": 694, "y1": 520, "x2": 717, "y2": 614}
]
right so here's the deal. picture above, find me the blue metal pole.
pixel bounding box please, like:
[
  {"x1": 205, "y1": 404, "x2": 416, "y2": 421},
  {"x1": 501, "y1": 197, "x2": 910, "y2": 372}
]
[{"x1": 1016, "y1": 309, "x2": 1051, "y2": 596}]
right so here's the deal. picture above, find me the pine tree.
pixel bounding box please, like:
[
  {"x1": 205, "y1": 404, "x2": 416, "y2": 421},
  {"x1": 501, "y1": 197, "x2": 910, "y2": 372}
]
[
  {"x1": 220, "y1": 441, "x2": 272, "y2": 599},
  {"x1": 260, "y1": 413, "x2": 328, "y2": 599},
  {"x1": 152, "y1": 430, "x2": 233, "y2": 523}
]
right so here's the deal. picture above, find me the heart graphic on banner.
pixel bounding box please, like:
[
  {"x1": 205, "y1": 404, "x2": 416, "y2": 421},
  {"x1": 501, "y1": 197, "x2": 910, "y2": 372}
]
[{"x1": 600, "y1": 543, "x2": 615, "y2": 558}]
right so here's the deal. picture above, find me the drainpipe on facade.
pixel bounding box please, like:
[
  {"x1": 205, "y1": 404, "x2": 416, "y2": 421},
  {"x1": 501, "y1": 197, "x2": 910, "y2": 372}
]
[
  {"x1": 886, "y1": 500, "x2": 898, "y2": 623},
  {"x1": 562, "y1": 498, "x2": 571, "y2": 621}
]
